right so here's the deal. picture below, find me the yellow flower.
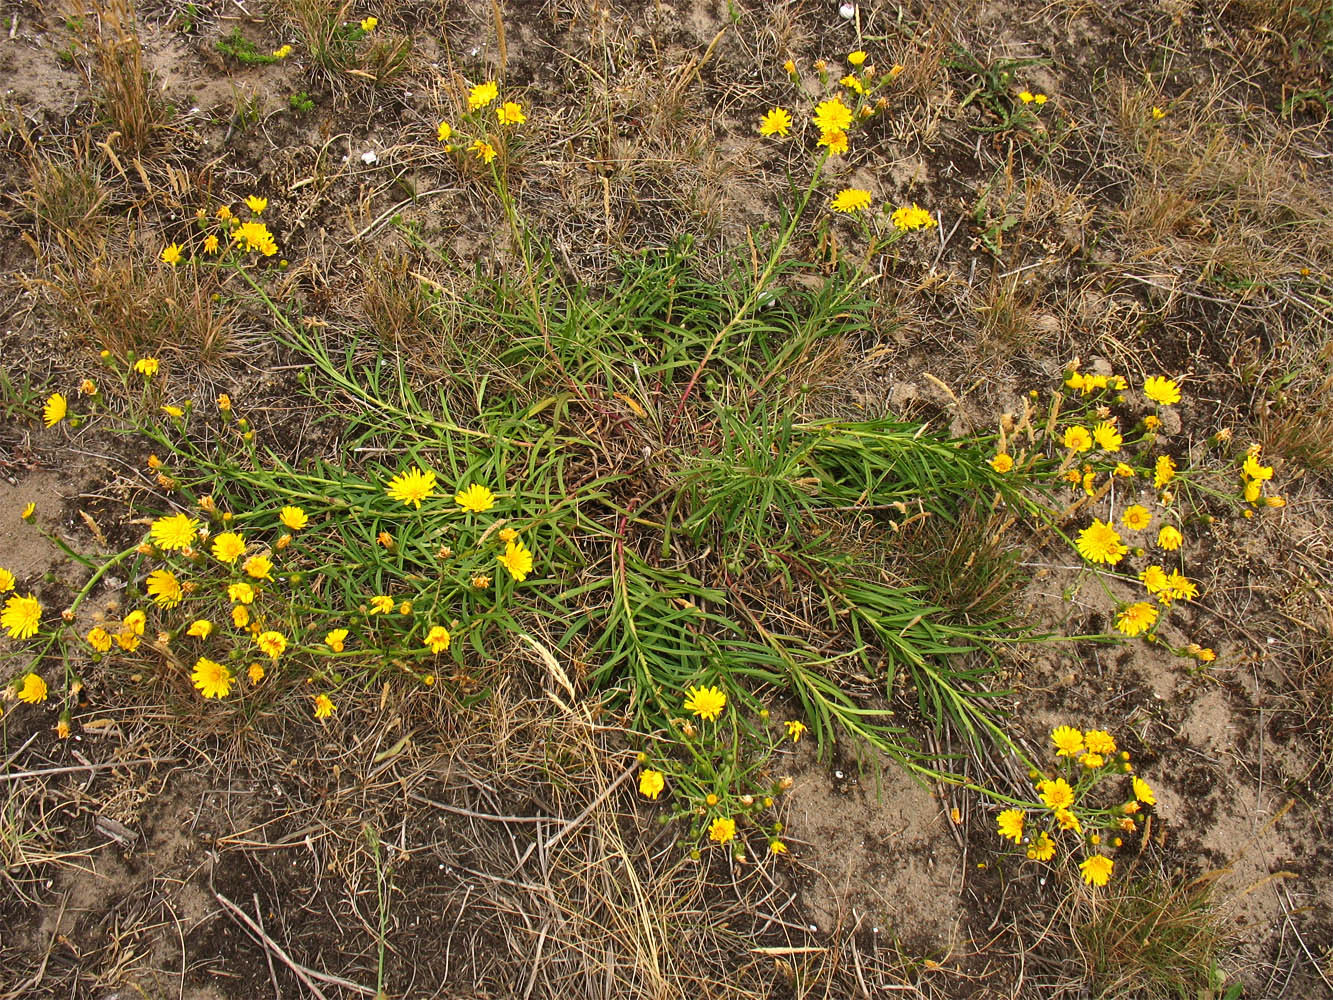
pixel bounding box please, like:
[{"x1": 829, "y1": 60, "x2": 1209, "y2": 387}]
[
  {"x1": 1063, "y1": 425, "x2": 1092, "y2": 452},
  {"x1": 812, "y1": 96, "x2": 853, "y2": 132},
  {"x1": 1132, "y1": 776, "x2": 1156, "y2": 805},
  {"x1": 186, "y1": 619, "x2": 214, "y2": 639},
  {"x1": 684, "y1": 684, "x2": 727, "y2": 721},
  {"x1": 203, "y1": 234, "x2": 220, "y2": 254},
  {"x1": 313, "y1": 694, "x2": 336, "y2": 719},
  {"x1": 1151, "y1": 106, "x2": 1166, "y2": 119},
  {"x1": 243, "y1": 555, "x2": 273, "y2": 580},
  {"x1": 498, "y1": 538, "x2": 534, "y2": 582},
  {"x1": 1019, "y1": 90, "x2": 1035, "y2": 103},
  {"x1": 211, "y1": 531, "x2": 246, "y2": 563},
  {"x1": 1051, "y1": 725, "x2": 1084, "y2": 757},
  {"x1": 1081, "y1": 752, "x2": 1105, "y2": 769},
  {"x1": 151, "y1": 513, "x2": 199, "y2": 550},
  {"x1": 280, "y1": 506, "x2": 308, "y2": 530},
  {"x1": 1093, "y1": 420, "x2": 1122, "y2": 452},
  {"x1": 471, "y1": 574, "x2": 492, "y2": 589},
  {"x1": 146, "y1": 569, "x2": 183, "y2": 608},
  {"x1": 232, "y1": 220, "x2": 278, "y2": 256},
  {"x1": 1242, "y1": 453, "x2": 1274, "y2": 481},
  {"x1": 437, "y1": 120, "x2": 452, "y2": 142},
  {"x1": 43, "y1": 392, "x2": 67, "y2": 428},
  {"x1": 161, "y1": 404, "x2": 184, "y2": 419},
  {"x1": 1139, "y1": 564, "x2": 1169, "y2": 597},
  {"x1": 996, "y1": 808, "x2": 1024, "y2": 843},
  {"x1": 245, "y1": 195, "x2": 268, "y2": 215},
  {"x1": 1034, "y1": 93, "x2": 1048, "y2": 105},
  {"x1": 783, "y1": 58, "x2": 795, "y2": 74},
  {"x1": 18, "y1": 672, "x2": 48, "y2": 703},
  {"x1": 192, "y1": 657, "x2": 233, "y2": 699},
  {"x1": 498, "y1": 527, "x2": 518, "y2": 543},
  {"x1": 1080, "y1": 855, "x2": 1113, "y2": 887},
  {"x1": 1153, "y1": 455, "x2": 1177, "y2": 489},
  {"x1": 1121, "y1": 505, "x2": 1151, "y2": 531},
  {"x1": 272, "y1": 44, "x2": 292, "y2": 59},
  {"x1": 455, "y1": 483, "x2": 496, "y2": 513},
  {"x1": 497, "y1": 101, "x2": 526, "y2": 125},
  {"x1": 217, "y1": 394, "x2": 232, "y2": 412},
  {"x1": 769, "y1": 840, "x2": 788, "y2": 855},
  {"x1": 123, "y1": 609, "x2": 146, "y2": 636},
  {"x1": 638, "y1": 769, "x2": 665, "y2": 799},
  {"x1": 424, "y1": 625, "x2": 451, "y2": 653},
  {"x1": 1085, "y1": 729, "x2": 1116, "y2": 755},
  {"x1": 759, "y1": 107, "x2": 792, "y2": 136},
  {"x1": 817, "y1": 128, "x2": 849, "y2": 155},
  {"x1": 708, "y1": 816, "x2": 736, "y2": 843},
  {"x1": 1116, "y1": 602, "x2": 1158, "y2": 637},
  {"x1": 216, "y1": 205, "x2": 233, "y2": 221},
  {"x1": 387, "y1": 465, "x2": 436, "y2": 508},
  {"x1": 1157, "y1": 525, "x2": 1183, "y2": 551},
  {"x1": 1075, "y1": 519, "x2": 1127, "y2": 566},
  {"x1": 839, "y1": 73, "x2": 865, "y2": 94},
  {"x1": 87, "y1": 625, "x2": 113, "y2": 652},
  {"x1": 1037, "y1": 778, "x2": 1075, "y2": 810},
  {"x1": 228, "y1": 582, "x2": 256, "y2": 605},
  {"x1": 830, "y1": 188, "x2": 873, "y2": 213},
  {"x1": 360, "y1": 15, "x2": 377, "y2": 31},
  {"x1": 0, "y1": 568, "x2": 11, "y2": 593},
  {"x1": 784, "y1": 719, "x2": 808, "y2": 743},
  {"x1": 847, "y1": 50, "x2": 867, "y2": 66},
  {"x1": 1143, "y1": 376, "x2": 1181, "y2": 406},
  {"x1": 1164, "y1": 570, "x2": 1197, "y2": 603},
  {"x1": 325, "y1": 628, "x2": 348, "y2": 652},
  {"x1": 1054, "y1": 808, "x2": 1083, "y2": 834},
  {"x1": 1143, "y1": 414, "x2": 1161, "y2": 431},
  {"x1": 134, "y1": 357, "x2": 160, "y2": 377},
  {"x1": 161, "y1": 243, "x2": 183, "y2": 266},
  {"x1": 468, "y1": 80, "x2": 499, "y2": 109},
  {"x1": 468, "y1": 139, "x2": 497, "y2": 164},
  {"x1": 890, "y1": 203, "x2": 936, "y2": 231},
  {"x1": 989, "y1": 453, "x2": 1014, "y2": 473},
  {"x1": 248, "y1": 662, "x2": 265, "y2": 683},
  {"x1": 79, "y1": 378, "x2": 97, "y2": 395},
  {"x1": 1027, "y1": 831, "x2": 1055, "y2": 861},
  {"x1": 255, "y1": 630, "x2": 287, "y2": 659}
]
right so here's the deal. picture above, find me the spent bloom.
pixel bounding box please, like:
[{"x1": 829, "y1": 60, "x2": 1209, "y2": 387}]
[
  {"x1": 684, "y1": 684, "x2": 727, "y2": 721},
  {"x1": 386, "y1": 465, "x2": 437, "y2": 508},
  {"x1": 19, "y1": 672, "x2": 48, "y2": 703},
  {"x1": 192, "y1": 657, "x2": 233, "y2": 699},
  {"x1": 759, "y1": 107, "x2": 792, "y2": 136},
  {"x1": 831, "y1": 188, "x2": 873, "y2": 213},
  {"x1": 1075, "y1": 519, "x2": 1127, "y2": 566},
  {"x1": 638, "y1": 769, "x2": 665, "y2": 799},
  {"x1": 43, "y1": 393, "x2": 67, "y2": 428},
  {"x1": 455, "y1": 483, "x2": 496, "y2": 513},
  {"x1": 468, "y1": 80, "x2": 499, "y2": 109},
  {"x1": 151, "y1": 513, "x2": 199, "y2": 550}
]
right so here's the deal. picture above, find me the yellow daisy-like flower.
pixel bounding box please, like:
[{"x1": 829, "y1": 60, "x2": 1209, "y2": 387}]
[
  {"x1": 245, "y1": 195, "x2": 268, "y2": 215},
  {"x1": 43, "y1": 392, "x2": 67, "y2": 428},
  {"x1": 123, "y1": 609, "x2": 146, "y2": 636},
  {"x1": 134, "y1": 357, "x2": 160, "y2": 377},
  {"x1": 455, "y1": 483, "x2": 496, "y2": 513},
  {"x1": 437, "y1": 120, "x2": 452, "y2": 142},
  {"x1": 1075, "y1": 519, "x2": 1127, "y2": 566},
  {"x1": 87, "y1": 625, "x2": 113, "y2": 652},
  {"x1": 769, "y1": 839, "x2": 788, "y2": 855},
  {"x1": 812, "y1": 95, "x2": 853, "y2": 132},
  {"x1": 839, "y1": 74, "x2": 865, "y2": 94},
  {"x1": 1019, "y1": 90, "x2": 1035, "y2": 103},
  {"x1": 830, "y1": 188, "x2": 873, "y2": 213},
  {"x1": 1142, "y1": 376, "x2": 1181, "y2": 406},
  {"x1": 497, "y1": 101, "x2": 526, "y2": 125},
  {"x1": 216, "y1": 205, "x2": 233, "y2": 221},
  {"x1": 469, "y1": 139, "x2": 498, "y2": 164},
  {"x1": 232, "y1": 220, "x2": 278, "y2": 256},
  {"x1": 211, "y1": 531, "x2": 246, "y2": 563},
  {"x1": 1027, "y1": 831, "x2": 1056, "y2": 861},
  {"x1": 498, "y1": 527, "x2": 518, "y2": 544},
  {"x1": 279, "y1": 506, "x2": 308, "y2": 530},
  {"x1": 146, "y1": 569, "x2": 183, "y2": 609},
  {"x1": 203, "y1": 234, "x2": 220, "y2": 254},
  {"x1": 1139, "y1": 564, "x2": 1169, "y2": 597},
  {"x1": 192, "y1": 657, "x2": 233, "y2": 699},
  {"x1": 468, "y1": 80, "x2": 499, "y2": 109},
  {"x1": 248, "y1": 661, "x2": 265, "y2": 683},
  {"x1": 186, "y1": 619, "x2": 214, "y2": 639},
  {"x1": 0, "y1": 568, "x2": 11, "y2": 593},
  {"x1": 684, "y1": 684, "x2": 727, "y2": 722},
  {"x1": 1121, "y1": 505, "x2": 1151, "y2": 531},
  {"x1": 996, "y1": 808, "x2": 1025, "y2": 844},
  {"x1": 1037, "y1": 778, "x2": 1075, "y2": 811},
  {"x1": 1115, "y1": 462, "x2": 1135, "y2": 478},
  {"x1": 313, "y1": 694, "x2": 336, "y2": 719},
  {"x1": 784, "y1": 719, "x2": 807, "y2": 743},
  {"x1": 1085, "y1": 729, "x2": 1117, "y2": 755},
  {"x1": 1063, "y1": 425, "x2": 1093, "y2": 452},
  {"x1": 890, "y1": 203, "x2": 936, "y2": 231},
  {"x1": 1054, "y1": 808, "x2": 1083, "y2": 833},
  {"x1": 151, "y1": 513, "x2": 200, "y2": 551},
  {"x1": 1242, "y1": 453, "x2": 1274, "y2": 481},
  {"x1": 1081, "y1": 752, "x2": 1105, "y2": 769},
  {"x1": 360, "y1": 15, "x2": 377, "y2": 31},
  {"x1": 708, "y1": 816, "x2": 736, "y2": 844},
  {"x1": 1154, "y1": 455, "x2": 1176, "y2": 489},
  {"x1": 989, "y1": 453, "x2": 1014, "y2": 473},
  {"x1": 424, "y1": 625, "x2": 451, "y2": 653},
  {"x1": 255, "y1": 630, "x2": 287, "y2": 659},
  {"x1": 161, "y1": 243, "x2": 183, "y2": 266},
  {"x1": 1051, "y1": 725, "x2": 1084, "y2": 757},
  {"x1": 1115, "y1": 602, "x2": 1159, "y2": 637},
  {"x1": 386, "y1": 465, "x2": 437, "y2": 508},
  {"x1": 1132, "y1": 776, "x2": 1156, "y2": 805},
  {"x1": 325, "y1": 628, "x2": 348, "y2": 652},
  {"x1": 1093, "y1": 420, "x2": 1122, "y2": 452},
  {"x1": 1080, "y1": 855, "x2": 1113, "y2": 887},
  {"x1": 759, "y1": 107, "x2": 792, "y2": 136},
  {"x1": 817, "y1": 128, "x2": 849, "y2": 155},
  {"x1": 638, "y1": 769, "x2": 665, "y2": 799},
  {"x1": 498, "y1": 538, "x2": 534, "y2": 582},
  {"x1": 272, "y1": 44, "x2": 292, "y2": 59},
  {"x1": 847, "y1": 50, "x2": 867, "y2": 66},
  {"x1": 228, "y1": 582, "x2": 256, "y2": 605},
  {"x1": 243, "y1": 555, "x2": 273, "y2": 580},
  {"x1": 369, "y1": 595, "x2": 395, "y2": 615},
  {"x1": 1164, "y1": 570, "x2": 1197, "y2": 603},
  {"x1": 1157, "y1": 525, "x2": 1183, "y2": 550},
  {"x1": 18, "y1": 672, "x2": 48, "y2": 702}
]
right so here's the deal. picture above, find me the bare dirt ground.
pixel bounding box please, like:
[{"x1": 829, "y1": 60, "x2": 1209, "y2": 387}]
[{"x1": 3, "y1": 0, "x2": 1333, "y2": 997}]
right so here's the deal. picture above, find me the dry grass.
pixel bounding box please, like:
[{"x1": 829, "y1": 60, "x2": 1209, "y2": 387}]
[{"x1": 89, "y1": 0, "x2": 169, "y2": 154}]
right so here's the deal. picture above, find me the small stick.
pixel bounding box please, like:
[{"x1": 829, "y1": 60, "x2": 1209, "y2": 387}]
[
  {"x1": 0, "y1": 757, "x2": 178, "y2": 783},
  {"x1": 253, "y1": 893, "x2": 282, "y2": 1000},
  {"x1": 214, "y1": 892, "x2": 375, "y2": 997}
]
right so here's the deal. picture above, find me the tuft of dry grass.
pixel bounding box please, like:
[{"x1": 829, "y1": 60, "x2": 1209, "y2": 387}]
[{"x1": 90, "y1": 0, "x2": 170, "y2": 154}]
